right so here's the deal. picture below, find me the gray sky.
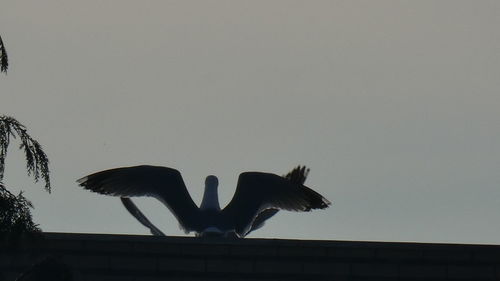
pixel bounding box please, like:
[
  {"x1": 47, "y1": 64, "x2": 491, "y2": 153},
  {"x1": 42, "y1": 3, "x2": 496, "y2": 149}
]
[{"x1": 2, "y1": 1, "x2": 500, "y2": 243}]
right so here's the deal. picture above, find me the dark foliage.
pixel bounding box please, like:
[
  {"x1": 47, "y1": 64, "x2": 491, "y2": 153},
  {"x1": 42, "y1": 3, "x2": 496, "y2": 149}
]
[
  {"x1": 0, "y1": 182, "x2": 41, "y2": 244},
  {"x1": 0, "y1": 116, "x2": 51, "y2": 192},
  {"x1": 0, "y1": 116, "x2": 49, "y2": 243},
  {"x1": 0, "y1": 35, "x2": 8, "y2": 74}
]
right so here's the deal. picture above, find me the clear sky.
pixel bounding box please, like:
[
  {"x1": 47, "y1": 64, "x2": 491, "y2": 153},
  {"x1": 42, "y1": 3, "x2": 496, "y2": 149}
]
[{"x1": 2, "y1": 1, "x2": 500, "y2": 243}]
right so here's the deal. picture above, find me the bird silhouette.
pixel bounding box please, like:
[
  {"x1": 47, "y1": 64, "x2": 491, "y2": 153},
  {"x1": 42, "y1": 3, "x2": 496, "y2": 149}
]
[{"x1": 77, "y1": 165, "x2": 330, "y2": 237}]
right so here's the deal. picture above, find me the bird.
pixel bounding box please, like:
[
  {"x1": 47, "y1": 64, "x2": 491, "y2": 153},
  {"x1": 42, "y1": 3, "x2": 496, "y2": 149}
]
[
  {"x1": 77, "y1": 165, "x2": 331, "y2": 238},
  {"x1": 118, "y1": 166, "x2": 315, "y2": 237}
]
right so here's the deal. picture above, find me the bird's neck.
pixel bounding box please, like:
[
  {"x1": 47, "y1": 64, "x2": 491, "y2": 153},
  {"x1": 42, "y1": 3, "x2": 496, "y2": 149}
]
[{"x1": 200, "y1": 184, "x2": 220, "y2": 211}]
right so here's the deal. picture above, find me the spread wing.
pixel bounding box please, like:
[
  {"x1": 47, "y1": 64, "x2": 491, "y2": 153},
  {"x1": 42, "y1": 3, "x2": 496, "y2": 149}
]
[
  {"x1": 77, "y1": 165, "x2": 201, "y2": 233},
  {"x1": 221, "y1": 169, "x2": 330, "y2": 237},
  {"x1": 245, "y1": 166, "x2": 311, "y2": 236}
]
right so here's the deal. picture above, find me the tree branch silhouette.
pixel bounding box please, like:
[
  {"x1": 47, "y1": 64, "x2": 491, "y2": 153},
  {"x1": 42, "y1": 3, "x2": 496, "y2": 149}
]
[
  {"x1": 0, "y1": 35, "x2": 8, "y2": 74},
  {"x1": 0, "y1": 182, "x2": 40, "y2": 235},
  {"x1": 0, "y1": 116, "x2": 51, "y2": 192},
  {"x1": 0, "y1": 116, "x2": 48, "y2": 243}
]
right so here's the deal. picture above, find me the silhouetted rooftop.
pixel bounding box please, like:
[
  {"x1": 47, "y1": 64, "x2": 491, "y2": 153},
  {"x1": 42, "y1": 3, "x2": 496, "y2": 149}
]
[{"x1": 2, "y1": 232, "x2": 500, "y2": 280}]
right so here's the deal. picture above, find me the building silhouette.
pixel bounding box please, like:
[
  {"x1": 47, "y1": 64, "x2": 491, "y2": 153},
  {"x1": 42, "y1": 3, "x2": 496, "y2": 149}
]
[{"x1": 2, "y1": 232, "x2": 500, "y2": 280}]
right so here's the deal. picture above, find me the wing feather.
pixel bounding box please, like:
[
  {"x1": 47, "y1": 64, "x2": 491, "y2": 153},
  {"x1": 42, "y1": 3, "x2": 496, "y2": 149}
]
[
  {"x1": 77, "y1": 165, "x2": 201, "y2": 232},
  {"x1": 221, "y1": 168, "x2": 330, "y2": 237},
  {"x1": 120, "y1": 197, "x2": 166, "y2": 236}
]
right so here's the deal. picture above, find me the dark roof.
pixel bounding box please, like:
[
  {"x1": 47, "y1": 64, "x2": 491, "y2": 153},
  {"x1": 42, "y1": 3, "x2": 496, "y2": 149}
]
[{"x1": 2, "y1": 232, "x2": 500, "y2": 280}]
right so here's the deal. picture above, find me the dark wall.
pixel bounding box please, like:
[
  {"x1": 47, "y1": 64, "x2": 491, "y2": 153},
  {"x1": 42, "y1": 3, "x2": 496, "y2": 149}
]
[{"x1": 2, "y1": 233, "x2": 500, "y2": 280}]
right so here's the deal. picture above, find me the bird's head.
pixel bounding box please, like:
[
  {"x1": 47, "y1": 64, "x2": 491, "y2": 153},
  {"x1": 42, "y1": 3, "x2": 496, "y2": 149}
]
[
  {"x1": 205, "y1": 175, "x2": 219, "y2": 190},
  {"x1": 201, "y1": 175, "x2": 220, "y2": 211}
]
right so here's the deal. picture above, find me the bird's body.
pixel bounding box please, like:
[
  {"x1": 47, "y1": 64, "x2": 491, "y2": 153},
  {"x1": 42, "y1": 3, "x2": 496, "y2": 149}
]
[{"x1": 77, "y1": 165, "x2": 330, "y2": 237}]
